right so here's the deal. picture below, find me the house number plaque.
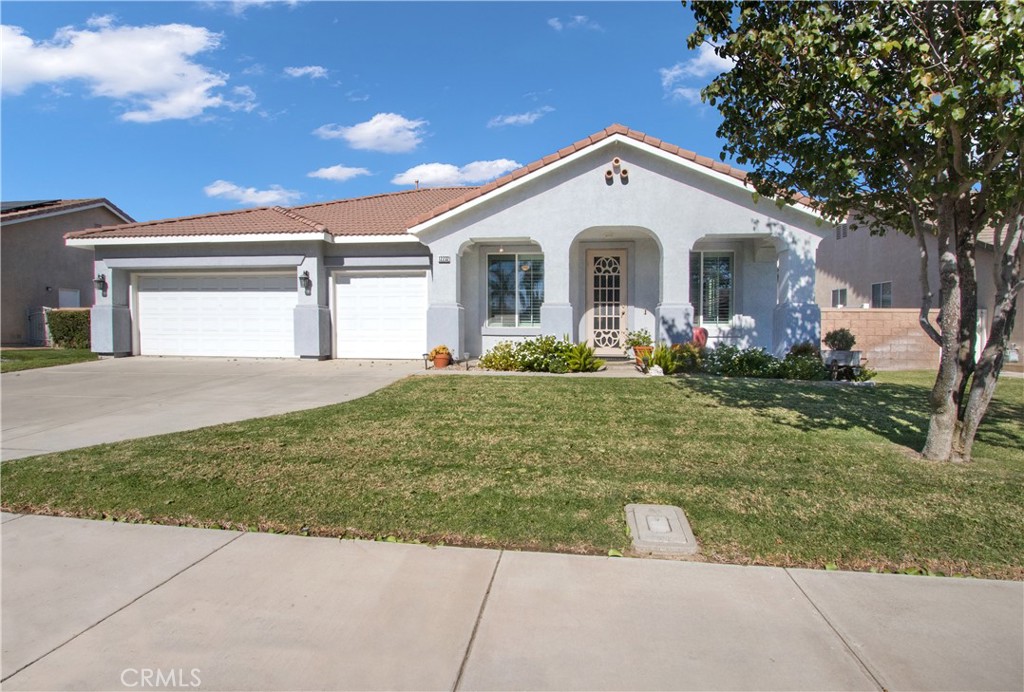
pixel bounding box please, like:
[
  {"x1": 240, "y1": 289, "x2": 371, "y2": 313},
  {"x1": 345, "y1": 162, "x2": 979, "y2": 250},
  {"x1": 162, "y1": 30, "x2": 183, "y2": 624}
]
[{"x1": 437, "y1": 256, "x2": 451, "y2": 264}]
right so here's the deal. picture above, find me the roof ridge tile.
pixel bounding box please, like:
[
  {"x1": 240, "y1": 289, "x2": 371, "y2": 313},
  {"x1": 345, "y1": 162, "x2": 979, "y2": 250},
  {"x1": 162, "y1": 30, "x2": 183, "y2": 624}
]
[{"x1": 270, "y1": 206, "x2": 328, "y2": 232}]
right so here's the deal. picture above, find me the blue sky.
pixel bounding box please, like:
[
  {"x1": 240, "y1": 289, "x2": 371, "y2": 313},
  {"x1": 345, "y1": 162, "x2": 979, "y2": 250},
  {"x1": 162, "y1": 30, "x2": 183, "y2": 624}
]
[{"x1": 1, "y1": 1, "x2": 733, "y2": 223}]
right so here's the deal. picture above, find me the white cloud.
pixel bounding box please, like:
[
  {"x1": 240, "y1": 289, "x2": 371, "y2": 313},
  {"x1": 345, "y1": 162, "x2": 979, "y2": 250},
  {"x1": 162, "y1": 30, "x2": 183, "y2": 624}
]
[
  {"x1": 659, "y1": 44, "x2": 734, "y2": 105},
  {"x1": 487, "y1": 106, "x2": 554, "y2": 128},
  {"x1": 283, "y1": 65, "x2": 327, "y2": 79},
  {"x1": 660, "y1": 44, "x2": 734, "y2": 85},
  {"x1": 667, "y1": 87, "x2": 703, "y2": 105},
  {"x1": 85, "y1": 14, "x2": 116, "y2": 29},
  {"x1": 204, "y1": 179, "x2": 301, "y2": 206},
  {"x1": 208, "y1": 1, "x2": 302, "y2": 17},
  {"x1": 307, "y1": 164, "x2": 371, "y2": 182},
  {"x1": 391, "y1": 159, "x2": 521, "y2": 187},
  {"x1": 313, "y1": 113, "x2": 427, "y2": 153},
  {"x1": 547, "y1": 15, "x2": 603, "y2": 32},
  {"x1": 0, "y1": 20, "x2": 256, "y2": 123}
]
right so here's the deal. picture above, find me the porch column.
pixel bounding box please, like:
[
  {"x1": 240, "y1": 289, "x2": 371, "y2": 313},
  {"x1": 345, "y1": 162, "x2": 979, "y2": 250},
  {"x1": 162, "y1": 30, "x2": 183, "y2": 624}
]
[
  {"x1": 426, "y1": 242, "x2": 464, "y2": 357},
  {"x1": 539, "y1": 246, "x2": 574, "y2": 340},
  {"x1": 294, "y1": 255, "x2": 330, "y2": 359},
  {"x1": 655, "y1": 238, "x2": 694, "y2": 345},
  {"x1": 90, "y1": 258, "x2": 132, "y2": 356},
  {"x1": 773, "y1": 230, "x2": 822, "y2": 356}
]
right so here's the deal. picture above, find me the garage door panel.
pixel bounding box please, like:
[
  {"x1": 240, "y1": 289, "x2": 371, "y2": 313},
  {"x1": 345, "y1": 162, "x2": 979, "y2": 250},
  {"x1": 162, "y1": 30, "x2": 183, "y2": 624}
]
[
  {"x1": 335, "y1": 273, "x2": 427, "y2": 359},
  {"x1": 137, "y1": 274, "x2": 296, "y2": 358}
]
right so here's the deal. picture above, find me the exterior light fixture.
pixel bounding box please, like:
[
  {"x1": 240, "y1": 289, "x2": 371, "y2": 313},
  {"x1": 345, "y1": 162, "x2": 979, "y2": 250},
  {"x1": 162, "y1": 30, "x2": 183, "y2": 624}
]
[
  {"x1": 498, "y1": 245, "x2": 505, "y2": 253},
  {"x1": 298, "y1": 270, "x2": 313, "y2": 295},
  {"x1": 93, "y1": 274, "x2": 108, "y2": 297}
]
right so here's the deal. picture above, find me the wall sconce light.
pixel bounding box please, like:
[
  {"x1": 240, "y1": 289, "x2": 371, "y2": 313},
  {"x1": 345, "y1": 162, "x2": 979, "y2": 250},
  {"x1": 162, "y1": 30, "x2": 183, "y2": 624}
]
[
  {"x1": 298, "y1": 270, "x2": 312, "y2": 296},
  {"x1": 498, "y1": 245, "x2": 505, "y2": 254},
  {"x1": 93, "y1": 273, "x2": 108, "y2": 297}
]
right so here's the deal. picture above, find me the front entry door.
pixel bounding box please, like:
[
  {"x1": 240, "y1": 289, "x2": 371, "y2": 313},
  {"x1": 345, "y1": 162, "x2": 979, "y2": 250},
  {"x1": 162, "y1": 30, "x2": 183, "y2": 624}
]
[{"x1": 586, "y1": 249, "x2": 627, "y2": 356}]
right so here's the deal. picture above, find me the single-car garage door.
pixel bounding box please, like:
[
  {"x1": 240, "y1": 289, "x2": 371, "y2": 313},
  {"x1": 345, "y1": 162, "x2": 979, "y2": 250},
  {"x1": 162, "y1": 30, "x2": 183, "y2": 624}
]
[
  {"x1": 334, "y1": 272, "x2": 427, "y2": 358},
  {"x1": 136, "y1": 274, "x2": 296, "y2": 357}
]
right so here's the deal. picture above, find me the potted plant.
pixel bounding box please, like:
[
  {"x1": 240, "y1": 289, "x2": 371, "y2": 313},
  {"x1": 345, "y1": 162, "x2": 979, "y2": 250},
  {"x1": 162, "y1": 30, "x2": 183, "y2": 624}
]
[
  {"x1": 624, "y1": 329, "x2": 653, "y2": 366},
  {"x1": 429, "y1": 345, "x2": 452, "y2": 369},
  {"x1": 822, "y1": 328, "x2": 862, "y2": 379}
]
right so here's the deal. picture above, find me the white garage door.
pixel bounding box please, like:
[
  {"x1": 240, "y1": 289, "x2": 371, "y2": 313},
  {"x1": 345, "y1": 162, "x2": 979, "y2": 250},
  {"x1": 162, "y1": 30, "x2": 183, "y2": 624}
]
[
  {"x1": 335, "y1": 272, "x2": 427, "y2": 358},
  {"x1": 137, "y1": 274, "x2": 296, "y2": 357}
]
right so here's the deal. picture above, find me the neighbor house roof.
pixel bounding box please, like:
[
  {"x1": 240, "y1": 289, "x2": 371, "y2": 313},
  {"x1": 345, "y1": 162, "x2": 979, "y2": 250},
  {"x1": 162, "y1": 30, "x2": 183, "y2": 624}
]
[
  {"x1": 1, "y1": 198, "x2": 134, "y2": 225},
  {"x1": 66, "y1": 188, "x2": 473, "y2": 241}
]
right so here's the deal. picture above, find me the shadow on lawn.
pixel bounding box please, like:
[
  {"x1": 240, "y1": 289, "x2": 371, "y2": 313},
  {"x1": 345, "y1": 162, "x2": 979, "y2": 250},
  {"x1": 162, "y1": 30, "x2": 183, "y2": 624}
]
[
  {"x1": 668, "y1": 376, "x2": 932, "y2": 450},
  {"x1": 668, "y1": 375, "x2": 1022, "y2": 456}
]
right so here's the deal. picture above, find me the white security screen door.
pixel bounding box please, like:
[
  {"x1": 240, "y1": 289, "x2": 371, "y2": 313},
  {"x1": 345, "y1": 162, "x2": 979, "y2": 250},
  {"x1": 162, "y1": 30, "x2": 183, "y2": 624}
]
[{"x1": 586, "y1": 249, "x2": 628, "y2": 356}]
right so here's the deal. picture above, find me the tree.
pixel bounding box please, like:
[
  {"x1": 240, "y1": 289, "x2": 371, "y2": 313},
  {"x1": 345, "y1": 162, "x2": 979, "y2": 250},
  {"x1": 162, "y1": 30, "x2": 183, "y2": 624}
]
[{"x1": 686, "y1": 0, "x2": 1023, "y2": 462}]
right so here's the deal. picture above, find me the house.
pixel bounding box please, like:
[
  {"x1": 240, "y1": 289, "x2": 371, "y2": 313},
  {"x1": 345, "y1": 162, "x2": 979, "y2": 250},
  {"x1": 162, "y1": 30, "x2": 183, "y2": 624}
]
[
  {"x1": 66, "y1": 125, "x2": 829, "y2": 360},
  {"x1": 816, "y1": 222, "x2": 1023, "y2": 369},
  {"x1": 1, "y1": 198, "x2": 134, "y2": 345}
]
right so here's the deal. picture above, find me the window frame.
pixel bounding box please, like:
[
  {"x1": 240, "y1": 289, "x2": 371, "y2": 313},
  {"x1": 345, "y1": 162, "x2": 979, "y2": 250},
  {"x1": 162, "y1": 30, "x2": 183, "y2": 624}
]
[
  {"x1": 871, "y1": 281, "x2": 892, "y2": 309},
  {"x1": 831, "y1": 288, "x2": 848, "y2": 308},
  {"x1": 690, "y1": 251, "x2": 735, "y2": 326},
  {"x1": 486, "y1": 252, "x2": 544, "y2": 328}
]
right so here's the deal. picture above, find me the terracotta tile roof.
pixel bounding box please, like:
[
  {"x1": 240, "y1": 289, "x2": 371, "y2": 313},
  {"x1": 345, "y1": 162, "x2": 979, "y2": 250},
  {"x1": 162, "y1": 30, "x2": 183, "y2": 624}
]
[
  {"x1": 2, "y1": 198, "x2": 134, "y2": 225},
  {"x1": 407, "y1": 123, "x2": 815, "y2": 228},
  {"x1": 66, "y1": 188, "x2": 473, "y2": 240}
]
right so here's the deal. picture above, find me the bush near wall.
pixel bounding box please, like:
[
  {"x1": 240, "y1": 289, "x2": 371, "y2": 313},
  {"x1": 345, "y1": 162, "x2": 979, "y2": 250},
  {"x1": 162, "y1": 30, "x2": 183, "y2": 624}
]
[{"x1": 47, "y1": 309, "x2": 91, "y2": 349}]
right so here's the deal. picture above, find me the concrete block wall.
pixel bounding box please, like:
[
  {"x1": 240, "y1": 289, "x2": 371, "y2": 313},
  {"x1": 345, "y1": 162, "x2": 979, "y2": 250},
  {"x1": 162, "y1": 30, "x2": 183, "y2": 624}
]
[{"x1": 820, "y1": 308, "x2": 939, "y2": 371}]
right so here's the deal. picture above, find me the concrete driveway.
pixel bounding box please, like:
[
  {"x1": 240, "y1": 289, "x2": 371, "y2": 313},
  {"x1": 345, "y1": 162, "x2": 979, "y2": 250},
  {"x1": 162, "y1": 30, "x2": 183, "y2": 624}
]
[{"x1": 1, "y1": 357, "x2": 422, "y2": 461}]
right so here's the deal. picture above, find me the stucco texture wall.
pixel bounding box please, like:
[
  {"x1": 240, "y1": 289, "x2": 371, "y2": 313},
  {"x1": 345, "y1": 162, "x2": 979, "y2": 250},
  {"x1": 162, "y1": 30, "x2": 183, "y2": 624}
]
[
  {"x1": 821, "y1": 308, "x2": 940, "y2": 370},
  {"x1": 1, "y1": 206, "x2": 123, "y2": 344}
]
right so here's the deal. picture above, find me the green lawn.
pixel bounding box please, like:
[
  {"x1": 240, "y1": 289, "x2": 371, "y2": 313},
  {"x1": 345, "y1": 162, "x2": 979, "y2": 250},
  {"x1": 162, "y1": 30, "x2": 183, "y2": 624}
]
[
  {"x1": 2, "y1": 371, "x2": 1021, "y2": 578},
  {"x1": 0, "y1": 348, "x2": 98, "y2": 373}
]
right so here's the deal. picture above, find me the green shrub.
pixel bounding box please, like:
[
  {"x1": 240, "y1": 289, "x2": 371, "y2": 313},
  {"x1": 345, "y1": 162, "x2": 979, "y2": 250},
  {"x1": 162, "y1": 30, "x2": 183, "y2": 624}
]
[
  {"x1": 823, "y1": 328, "x2": 856, "y2": 351},
  {"x1": 623, "y1": 329, "x2": 653, "y2": 352},
  {"x1": 478, "y1": 341, "x2": 521, "y2": 371},
  {"x1": 47, "y1": 310, "x2": 90, "y2": 349},
  {"x1": 733, "y1": 347, "x2": 781, "y2": 378},
  {"x1": 703, "y1": 343, "x2": 740, "y2": 375},
  {"x1": 644, "y1": 344, "x2": 680, "y2": 374},
  {"x1": 779, "y1": 352, "x2": 828, "y2": 380},
  {"x1": 564, "y1": 342, "x2": 604, "y2": 373},
  {"x1": 788, "y1": 341, "x2": 820, "y2": 358},
  {"x1": 515, "y1": 335, "x2": 574, "y2": 372},
  {"x1": 672, "y1": 343, "x2": 704, "y2": 373}
]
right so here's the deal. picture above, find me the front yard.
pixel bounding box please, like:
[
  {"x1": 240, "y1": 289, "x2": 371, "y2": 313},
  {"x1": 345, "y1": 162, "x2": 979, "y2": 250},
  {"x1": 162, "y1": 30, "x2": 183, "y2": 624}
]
[
  {"x1": 0, "y1": 348, "x2": 98, "y2": 373},
  {"x1": 2, "y1": 371, "x2": 1021, "y2": 578}
]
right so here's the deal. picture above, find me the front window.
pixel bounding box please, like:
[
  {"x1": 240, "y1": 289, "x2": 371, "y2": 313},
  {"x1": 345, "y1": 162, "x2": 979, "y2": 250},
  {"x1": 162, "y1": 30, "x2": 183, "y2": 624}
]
[
  {"x1": 871, "y1": 282, "x2": 892, "y2": 308},
  {"x1": 690, "y1": 252, "x2": 733, "y2": 324},
  {"x1": 488, "y1": 253, "x2": 544, "y2": 327}
]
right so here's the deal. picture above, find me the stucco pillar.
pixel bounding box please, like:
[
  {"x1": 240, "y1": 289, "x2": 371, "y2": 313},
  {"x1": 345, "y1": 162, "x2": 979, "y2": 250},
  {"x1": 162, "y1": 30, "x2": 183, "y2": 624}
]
[
  {"x1": 427, "y1": 246, "x2": 464, "y2": 356},
  {"x1": 772, "y1": 230, "x2": 822, "y2": 356},
  {"x1": 539, "y1": 244, "x2": 574, "y2": 340},
  {"x1": 294, "y1": 255, "x2": 330, "y2": 359},
  {"x1": 90, "y1": 259, "x2": 132, "y2": 356},
  {"x1": 655, "y1": 235, "x2": 694, "y2": 344}
]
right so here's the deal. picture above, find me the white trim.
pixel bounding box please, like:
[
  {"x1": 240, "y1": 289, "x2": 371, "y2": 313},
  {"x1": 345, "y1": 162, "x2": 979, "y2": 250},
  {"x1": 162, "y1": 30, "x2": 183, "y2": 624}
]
[
  {"x1": 66, "y1": 232, "x2": 422, "y2": 249},
  {"x1": 408, "y1": 134, "x2": 823, "y2": 235},
  {"x1": 2, "y1": 201, "x2": 133, "y2": 226}
]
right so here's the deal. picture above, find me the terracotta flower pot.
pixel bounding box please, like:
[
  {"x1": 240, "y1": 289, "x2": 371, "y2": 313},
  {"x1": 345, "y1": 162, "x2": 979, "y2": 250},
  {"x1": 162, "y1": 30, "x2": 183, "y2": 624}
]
[
  {"x1": 433, "y1": 354, "x2": 451, "y2": 369},
  {"x1": 632, "y1": 345, "x2": 653, "y2": 367}
]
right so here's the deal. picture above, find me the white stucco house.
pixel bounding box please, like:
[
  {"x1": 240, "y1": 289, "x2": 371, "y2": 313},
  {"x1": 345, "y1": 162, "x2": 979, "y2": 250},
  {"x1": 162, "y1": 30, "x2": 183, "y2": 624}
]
[{"x1": 67, "y1": 125, "x2": 828, "y2": 360}]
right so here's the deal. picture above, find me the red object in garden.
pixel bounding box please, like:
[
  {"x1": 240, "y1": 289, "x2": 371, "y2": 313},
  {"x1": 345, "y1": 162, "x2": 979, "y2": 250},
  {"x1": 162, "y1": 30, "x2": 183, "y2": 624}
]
[{"x1": 691, "y1": 327, "x2": 708, "y2": 349}]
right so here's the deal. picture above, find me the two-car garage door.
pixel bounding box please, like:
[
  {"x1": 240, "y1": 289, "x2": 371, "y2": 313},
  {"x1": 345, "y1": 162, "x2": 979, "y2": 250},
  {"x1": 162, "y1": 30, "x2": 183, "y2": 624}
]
[
  {"x1": 137, "y1": 274, "x2": 296, "y2": 357},
  {"x1": 134, "y1": 271, "x2": 428, "y2": 359}
]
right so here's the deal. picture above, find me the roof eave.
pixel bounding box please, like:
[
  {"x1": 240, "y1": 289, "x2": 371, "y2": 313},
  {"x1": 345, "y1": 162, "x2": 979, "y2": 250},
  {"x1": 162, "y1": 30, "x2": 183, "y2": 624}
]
[
  {"x1": 407, "y1": 133, "x2": 823, "y2": 236},
  {"x1": 2, "y1": 199, "x2": 134, "y2": 227},
  {"x1": 65, "y1": 231, "x2": 422, "y2": 249}
]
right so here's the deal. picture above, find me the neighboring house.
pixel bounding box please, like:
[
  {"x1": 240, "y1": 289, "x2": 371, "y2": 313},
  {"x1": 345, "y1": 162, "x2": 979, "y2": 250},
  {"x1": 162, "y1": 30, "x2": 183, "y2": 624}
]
[
  {"x1": 67, "y1": 125, "x2": 829, "y2": 360},
  {"x1": 1, "y1": 199, "x2": 134, "y2": 345},
  {"x1": 816, "y1": 222, "x2": 1023, "y2": 368}
]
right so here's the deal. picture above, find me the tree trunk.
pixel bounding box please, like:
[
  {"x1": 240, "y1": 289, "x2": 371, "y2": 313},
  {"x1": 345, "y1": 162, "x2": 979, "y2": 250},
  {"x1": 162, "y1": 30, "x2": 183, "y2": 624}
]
[
  {"x1": 922, "y1": 203, "x2": 964, "y2": 462},
  {"x1": 955, "y1": 212, "x2": 1023, "y2": 461},
  {"x1": 950, "y1": 206, "x2": 978, "y2": 461}
]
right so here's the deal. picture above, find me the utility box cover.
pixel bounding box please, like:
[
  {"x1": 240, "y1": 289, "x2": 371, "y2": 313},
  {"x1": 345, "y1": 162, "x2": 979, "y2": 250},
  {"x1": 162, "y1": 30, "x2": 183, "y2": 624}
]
[{"x1": 625, "y1": 504, "x2": 700, "y2": 556}]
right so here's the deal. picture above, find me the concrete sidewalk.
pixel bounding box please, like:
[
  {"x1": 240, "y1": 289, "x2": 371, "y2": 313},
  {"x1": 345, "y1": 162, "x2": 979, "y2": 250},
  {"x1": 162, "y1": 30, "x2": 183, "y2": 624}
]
[{"x1": 2, "y1": 514, "x2": 1021, "y2": 691}]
